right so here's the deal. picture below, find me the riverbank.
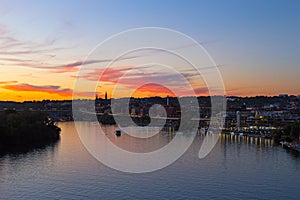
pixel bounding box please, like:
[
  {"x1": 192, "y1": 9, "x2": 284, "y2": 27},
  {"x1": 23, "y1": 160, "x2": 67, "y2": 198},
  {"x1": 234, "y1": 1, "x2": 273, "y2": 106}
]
[
  {"x1": 0, "y1": 110, "x2": 61, "y2": 152},
  {"x1": 280, "y1": 141, "x2": 300, "y2": 153}
]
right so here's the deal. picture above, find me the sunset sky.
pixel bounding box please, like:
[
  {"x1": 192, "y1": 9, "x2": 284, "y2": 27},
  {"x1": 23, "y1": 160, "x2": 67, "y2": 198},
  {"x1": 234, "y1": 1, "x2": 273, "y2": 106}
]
[{"x1": 0, "y1": 0, "x2": 299, "y2": 101}]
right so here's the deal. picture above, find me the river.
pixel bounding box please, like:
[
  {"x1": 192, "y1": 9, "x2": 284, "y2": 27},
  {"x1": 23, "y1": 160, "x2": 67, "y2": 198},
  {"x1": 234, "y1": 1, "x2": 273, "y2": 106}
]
[{"x1": 1, "y1": 122, "x2": 299, "y2": 199}]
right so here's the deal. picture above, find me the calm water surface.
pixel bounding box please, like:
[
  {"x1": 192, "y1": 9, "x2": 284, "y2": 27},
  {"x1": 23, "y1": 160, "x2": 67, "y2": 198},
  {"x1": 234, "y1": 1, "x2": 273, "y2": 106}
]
[{"x1": 1, "y1": 122, "x2": 300, "y2": 199}]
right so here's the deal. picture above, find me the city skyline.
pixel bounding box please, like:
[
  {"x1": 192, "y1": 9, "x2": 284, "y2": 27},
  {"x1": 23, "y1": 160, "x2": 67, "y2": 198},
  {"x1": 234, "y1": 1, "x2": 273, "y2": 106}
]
[{"x1": 0, "y1": 0, "x2": 299, "y2": 102}]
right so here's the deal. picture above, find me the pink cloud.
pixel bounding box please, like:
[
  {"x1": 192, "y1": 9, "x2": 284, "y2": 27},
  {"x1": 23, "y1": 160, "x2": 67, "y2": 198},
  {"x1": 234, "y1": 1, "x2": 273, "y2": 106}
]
[
  {"x1": 76, "y1": 66, "x2": 134, "y2": 82},
  {"x1": 50, "y1": 65, "x2": 79, "y2": 73},
  {"x1": 74, "y1": 65, "x2": 209, "y2": 97}
]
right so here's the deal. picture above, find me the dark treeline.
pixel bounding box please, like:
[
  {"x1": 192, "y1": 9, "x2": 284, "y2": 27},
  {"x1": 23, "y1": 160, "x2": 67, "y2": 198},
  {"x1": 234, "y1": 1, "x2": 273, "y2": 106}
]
[
  {"x1": 273, "y1": 121, "x2": 300, "y2": 143},
  {"x1": 0, "y1": 110, "x2": 60, "y2": 151}
]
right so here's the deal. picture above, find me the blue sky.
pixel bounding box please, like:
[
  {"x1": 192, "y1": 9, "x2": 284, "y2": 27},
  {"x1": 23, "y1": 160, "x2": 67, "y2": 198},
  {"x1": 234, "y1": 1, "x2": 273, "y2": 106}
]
[{"x1": 0, "y1": 0, "x2": 299, "y2": 100}]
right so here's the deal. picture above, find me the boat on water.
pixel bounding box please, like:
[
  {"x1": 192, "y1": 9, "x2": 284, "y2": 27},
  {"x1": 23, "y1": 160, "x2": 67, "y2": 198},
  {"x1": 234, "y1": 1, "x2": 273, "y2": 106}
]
[
  {"x1": 229, "y1": 131, "x2": 247, "y2": 136},
  {"x1": 115, "y1": 129, "x2": 121, "y2": 137},
  {"x1": 230, "y1": 131, "x2": 238, "y2": 135},
  {"x1": 239, "y1": 131, "x2": 248, "y2": 136}
]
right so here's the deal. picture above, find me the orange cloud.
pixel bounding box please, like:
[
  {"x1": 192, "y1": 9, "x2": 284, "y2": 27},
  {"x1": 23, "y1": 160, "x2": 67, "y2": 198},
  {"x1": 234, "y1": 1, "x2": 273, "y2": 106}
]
[
  {"x1": 132, "y1": 84, "x2": 209, "y2": 97},
  {"x1": 50, "y1": 65, "x2": 79, "y2": 73},
  {"x1": 1, "y1": 83, "x2": 97, "y2": 100},
  {"x1": 0, "y1": 81, "x2": 18, "y2": 85},
  {"x1": 132, "y1": 83, "x2": 175, "y2": 97},
  {"x1": 2, "y1": 83, "x2": 72, "y2": 97}
]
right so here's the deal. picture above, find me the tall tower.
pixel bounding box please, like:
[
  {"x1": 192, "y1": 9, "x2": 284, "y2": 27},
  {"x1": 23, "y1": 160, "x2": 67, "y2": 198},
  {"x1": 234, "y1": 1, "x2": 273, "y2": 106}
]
[
  {"x1": 236, "y1": 111, "x2": 241, "y2": 130},
  {"x1": 166, "y1": 95, "x2": 169, "y2": 106},
  {"x1": 105, "y1": 91, "x2": 108, "y2": 100}
]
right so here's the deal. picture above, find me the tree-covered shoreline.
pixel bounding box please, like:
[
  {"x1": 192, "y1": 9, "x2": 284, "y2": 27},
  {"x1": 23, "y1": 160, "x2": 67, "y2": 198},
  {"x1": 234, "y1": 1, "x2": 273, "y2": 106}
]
[
  {"x1": 0, "y1": 110, "x2": 60, "y2": 151},
  {"x1": 273, "y1": 121, "x2": 300, "y2": 143}
]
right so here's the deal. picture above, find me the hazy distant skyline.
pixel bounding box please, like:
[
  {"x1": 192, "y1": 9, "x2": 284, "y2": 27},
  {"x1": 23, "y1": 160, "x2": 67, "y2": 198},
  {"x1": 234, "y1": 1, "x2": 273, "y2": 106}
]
[{"x1": 0, "y1": 0, "x2": 299, "y2": 101}]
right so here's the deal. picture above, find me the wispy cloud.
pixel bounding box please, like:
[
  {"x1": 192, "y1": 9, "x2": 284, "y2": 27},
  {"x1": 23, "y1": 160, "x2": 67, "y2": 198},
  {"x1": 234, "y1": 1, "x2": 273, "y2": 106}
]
[
  {"x1": 48, "y1": 59, "x2": 126, "y2": 73},
  {"x1": 0, "y1": 57, "x2": 33, "y2": 62},
  {"x1": 1, "y1": 26, "x2": 218, "y2": 75},
  {"x1": 0, "y1": 24, "x2": 76, "y2": 71},
  {"x1": 0, "y1": 47, "x2": 72, "y2": 55},
  {"x1": 0, "y1": 52, "x2": 138, "y2": 74},
  {"x1": 19, "y1": 73, "x2": 39, "y2": 79},
  {"x1": 74, "y1": 65, "x2": 210, "y2": 96},
  {"x1": 0, "y1": 24, "x2": 139, "y2": 73},
  {"x1": 0, "y1": 81, "x2": 18, "y2": 85},
  {"x1": 0, "y1": 24, "x2": 9, "y2": 35},
  {"x1": 76, "y1": 66, "x2": 134, "y2": 82}
]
